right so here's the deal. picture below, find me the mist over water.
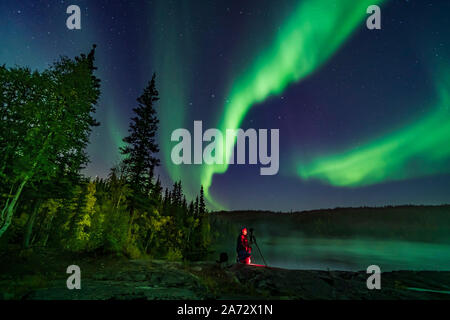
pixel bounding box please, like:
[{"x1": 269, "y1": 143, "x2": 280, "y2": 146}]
[
  {"x1": 212, "y1": 207, "x2": 450, "y2": 271},
  {"x1": 250, "y1": 236, "x2": 450, "y2": 271}
]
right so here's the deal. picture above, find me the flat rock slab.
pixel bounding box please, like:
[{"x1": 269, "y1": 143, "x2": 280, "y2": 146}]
[
  {"x1": 2, "y1": 249, "x2": 450, "y2": 300},
  {"x1": 227, "y1": 263, "x2": 450, "y2": 299}
]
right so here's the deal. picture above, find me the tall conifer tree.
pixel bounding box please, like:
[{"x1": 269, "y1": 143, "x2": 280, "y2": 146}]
[{"x1": 120, "y1": 74, "x2": 160, "y2": 224}]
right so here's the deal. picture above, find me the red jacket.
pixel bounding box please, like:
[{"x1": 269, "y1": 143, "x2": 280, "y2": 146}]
[{"x1": 237, "y1": 234, "x2": 251, "y2": 253}]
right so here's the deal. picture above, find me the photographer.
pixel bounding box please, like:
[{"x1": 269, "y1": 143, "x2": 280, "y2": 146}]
[{"x1": 236, "y1": 227, "x2": 253, "y2": 264}]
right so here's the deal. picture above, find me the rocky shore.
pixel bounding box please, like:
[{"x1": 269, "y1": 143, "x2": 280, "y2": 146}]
[{"x1": 1, "y1": 249, "x2": 449, "y2": 300}]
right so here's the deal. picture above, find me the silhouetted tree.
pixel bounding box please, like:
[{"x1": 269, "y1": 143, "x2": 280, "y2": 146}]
[
  {"x1": 199, "y1": 185, "x2": 206, "y2": 215},
  {"x1": 194, "y1": 196, "x2": 199, "y2": 217},
  {"x1": 120, "y1": 73, "x2": 160, "y2": 229}
]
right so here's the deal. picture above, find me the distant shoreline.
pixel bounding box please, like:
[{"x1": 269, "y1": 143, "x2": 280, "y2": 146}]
[{"x1": 211, "y1": 204, "x2": 450, "y2": 216}]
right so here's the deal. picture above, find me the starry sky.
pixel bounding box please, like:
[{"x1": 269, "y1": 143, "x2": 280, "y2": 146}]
[{"x1": 1, "y1": 0, "x2": 450, "y2": 211}]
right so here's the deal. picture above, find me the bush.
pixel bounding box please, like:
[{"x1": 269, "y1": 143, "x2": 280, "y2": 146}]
[
  {"x1": 123, "y1": 243, "x2": 142, "y2": 259},
  {"x1": 166, "y1": 247, "x2": 183, "y2": 261}
]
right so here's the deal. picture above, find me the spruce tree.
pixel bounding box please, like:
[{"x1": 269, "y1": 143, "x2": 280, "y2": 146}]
[
  {"x1": 151, "y1": 176, "x2": 163, "y2": 201},
  {"x1": 188, "y1": 201, "x2": 194, "y2": 216},
  {"x1": 199, "y1": 185, "x2": 206, "y2": 214},
  {"x1": 121, "y1": 73, "x2": 160, "y2": 195},
  {"x1": 120, "y1": 74, "x2": 160, "y2": 225},
  {"x1": 163, "y1": 188, "x2": 170, "y2": 214},
  {"x1": 194, "y1": 196, "x2": 199, "y2": 217}
]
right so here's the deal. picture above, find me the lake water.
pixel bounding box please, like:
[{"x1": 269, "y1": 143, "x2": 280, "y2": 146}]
[{"x1": 215, "y1": 236, "x2": 450, "y2": 271}]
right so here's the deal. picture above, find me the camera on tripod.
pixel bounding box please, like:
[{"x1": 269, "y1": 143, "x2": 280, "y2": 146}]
[{"x1": 249, "y1": 228, "x2": 256, "y2": 243}]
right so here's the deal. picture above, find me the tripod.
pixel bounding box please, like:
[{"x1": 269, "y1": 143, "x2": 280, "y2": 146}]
[{"x1": 249, "y1": 229, "x2": 267, "y2": 267}]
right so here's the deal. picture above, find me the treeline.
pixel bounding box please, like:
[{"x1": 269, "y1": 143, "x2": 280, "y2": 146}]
[
  {"x1": 212, "y1": 205, "x2": 450, "y2": 243},
  {"x1": 0, "y1": 46, "x2": 211, "y2": 259}
]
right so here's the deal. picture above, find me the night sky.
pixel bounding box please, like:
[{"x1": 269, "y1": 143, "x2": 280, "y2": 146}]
[{"x1": 1, "y1": 0, "x2": 450, "y2": 211}]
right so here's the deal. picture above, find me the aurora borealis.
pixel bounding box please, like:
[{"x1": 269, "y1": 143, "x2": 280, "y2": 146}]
[
  {"x1": 298, "y1": 82, "x2": 450, "y2": 187},
  {"x1": 1, "y1": 0, "x2": 450, "y2": 211},
  {"x1": 200, "y1": 0, "x2": 384, "y2": 206}
]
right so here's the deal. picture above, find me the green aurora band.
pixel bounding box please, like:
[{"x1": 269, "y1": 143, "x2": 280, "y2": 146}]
[
  {"x1": 297, "y1": 82, "x2": 450, "y2": 187},
  {"x1": 152, "y1": 1, "x2": 196, "y2": 197},
  {"x1": 201, "y1": 0, "x2": 384, "y2": 208}
]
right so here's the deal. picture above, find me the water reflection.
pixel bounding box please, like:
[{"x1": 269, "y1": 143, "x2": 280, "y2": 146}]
[{"x1": 215, "y1": 236, "x2": 450, "y2": 271}]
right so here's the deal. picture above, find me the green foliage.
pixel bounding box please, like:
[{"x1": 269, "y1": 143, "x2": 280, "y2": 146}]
[
  {"x1": 1, "y1": 54, "x2": 211, "y2": 262},
  {"x1": 0, "y1": 45, "x2": 100, "y2": 238},
  {"x1": 124, "y1": 242, "x2": 143, "y2": 259},
  {"x1": 166, "y1": 247, "x2": 183, "y2": 261}
]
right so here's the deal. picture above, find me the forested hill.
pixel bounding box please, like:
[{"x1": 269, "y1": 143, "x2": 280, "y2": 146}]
[{"x1": 211, "y1": 205, "x2": 450, "y2": 243}]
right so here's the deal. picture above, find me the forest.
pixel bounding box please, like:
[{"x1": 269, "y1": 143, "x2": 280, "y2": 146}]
[{"x1": 0, "y1": 46, "x2": 212, "y2": 261}]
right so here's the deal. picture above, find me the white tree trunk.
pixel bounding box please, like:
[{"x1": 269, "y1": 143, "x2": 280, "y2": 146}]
[{"x1": 0, "y1": 178, "x2": 28, "y2": 238}]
